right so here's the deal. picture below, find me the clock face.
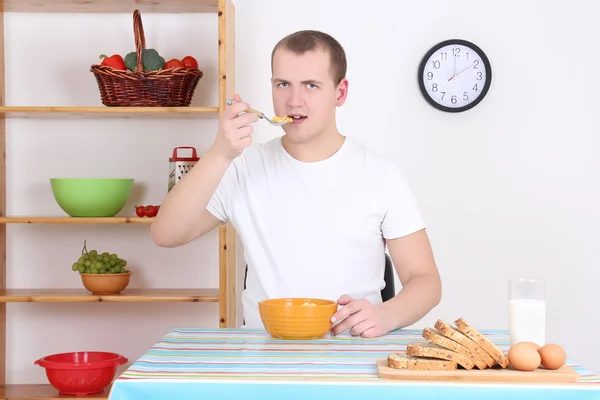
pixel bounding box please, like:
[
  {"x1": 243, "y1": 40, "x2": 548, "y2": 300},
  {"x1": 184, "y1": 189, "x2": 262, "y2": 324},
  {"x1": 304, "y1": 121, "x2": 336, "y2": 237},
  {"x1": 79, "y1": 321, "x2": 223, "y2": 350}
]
[{"x1": 418, "y1": 39, "x2": 492, "y2": 112}]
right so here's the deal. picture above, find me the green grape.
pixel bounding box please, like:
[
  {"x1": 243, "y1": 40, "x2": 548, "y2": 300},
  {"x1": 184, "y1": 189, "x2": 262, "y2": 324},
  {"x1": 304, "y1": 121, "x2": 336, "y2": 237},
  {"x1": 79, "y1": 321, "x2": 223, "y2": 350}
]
[
  {"x1": 101, "y1": 256, "x2": 108, "y2": 263},
  {"x1": 121, "y1": 260, "x2": 127, "y2": 267},
  {"x1": 89, "y1": 250, "x2": 97, "y2": 256},
  {"x1": 91, "y1": 267, "x2": 99, "y2": 274},
  {"x1": 72, "y1": 263, "x2": 79, "y2": 271},
  {"x1": 78, "y1": 257, "x2": 85, "y2": 264},
  {"x1": 109, "y1": 260, "x2": 116, "y2": 266},
  {"x1": 110, "y1": 254, "x2": 118, "y2": 260},
  {"x1": 84, "y1": 260, "x2": 91, "y2": 267},
  {"x1": 78, "y1": 265, "x2": 86, "y2": 273}
]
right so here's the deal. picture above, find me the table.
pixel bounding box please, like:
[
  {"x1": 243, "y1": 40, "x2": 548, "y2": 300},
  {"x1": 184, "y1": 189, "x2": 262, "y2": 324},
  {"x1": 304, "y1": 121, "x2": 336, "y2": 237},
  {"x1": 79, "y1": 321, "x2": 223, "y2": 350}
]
[{"x1": 107, "y1": 328, "x2": 600, "y2": 400}]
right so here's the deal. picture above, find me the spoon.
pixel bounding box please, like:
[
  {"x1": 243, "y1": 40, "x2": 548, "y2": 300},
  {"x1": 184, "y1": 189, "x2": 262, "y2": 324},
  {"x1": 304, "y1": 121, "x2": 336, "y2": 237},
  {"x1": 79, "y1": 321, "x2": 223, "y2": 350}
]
[{"x1": 226, "y1": 98, "x2": 292, "y2": 126}]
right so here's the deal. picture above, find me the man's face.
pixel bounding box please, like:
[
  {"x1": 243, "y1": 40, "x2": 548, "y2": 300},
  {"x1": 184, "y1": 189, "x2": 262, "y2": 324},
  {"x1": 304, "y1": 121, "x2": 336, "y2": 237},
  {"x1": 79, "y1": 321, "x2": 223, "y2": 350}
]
[{"x1": 271, "y1": 47, "x2": 348, "y2": 143}]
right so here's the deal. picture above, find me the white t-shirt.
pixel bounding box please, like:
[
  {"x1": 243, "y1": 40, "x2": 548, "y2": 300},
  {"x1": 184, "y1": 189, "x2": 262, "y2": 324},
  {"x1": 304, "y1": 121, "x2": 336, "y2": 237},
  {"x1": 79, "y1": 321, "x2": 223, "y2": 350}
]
[{"x1": 207, "y1": 136, "x2": 426, "y2": 328}]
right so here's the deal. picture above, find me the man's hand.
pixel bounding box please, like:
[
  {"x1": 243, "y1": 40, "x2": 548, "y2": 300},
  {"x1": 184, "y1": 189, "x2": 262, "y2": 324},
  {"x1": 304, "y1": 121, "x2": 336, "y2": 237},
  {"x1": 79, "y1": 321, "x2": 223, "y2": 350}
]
[
  {"x1": 330, "y1": 295, "x2": 392, "y2": 338},
  {"x1": 209, "y1": 93, "x2": 259, "y2": 161}
]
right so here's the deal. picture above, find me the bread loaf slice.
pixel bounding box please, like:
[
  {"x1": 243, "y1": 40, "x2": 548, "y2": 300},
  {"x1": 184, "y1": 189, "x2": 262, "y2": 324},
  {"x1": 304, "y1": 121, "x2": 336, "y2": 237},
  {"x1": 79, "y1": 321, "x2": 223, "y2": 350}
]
[
  {"x1": 454, "y1": 318, "x2": 509, "y2": 368},
  {"x1": 434, "y1": 319, "x2": 496, "y2": 367},
  {"x1": 422, "y1": 327, "x2": 488, "y2": 370},
  {"x1": 387, "y1": 353, "x2": 457, "y2": 370},
  {"x1": 406, "y1": 341, "x2": 476, "y2": 370}
]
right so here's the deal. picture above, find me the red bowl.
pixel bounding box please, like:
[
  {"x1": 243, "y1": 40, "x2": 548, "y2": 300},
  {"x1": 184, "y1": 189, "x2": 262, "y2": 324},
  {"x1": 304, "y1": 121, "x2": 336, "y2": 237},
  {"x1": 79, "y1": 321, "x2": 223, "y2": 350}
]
[{"x1": 34, "y1": 351, "x2": 127, "y2": 396}]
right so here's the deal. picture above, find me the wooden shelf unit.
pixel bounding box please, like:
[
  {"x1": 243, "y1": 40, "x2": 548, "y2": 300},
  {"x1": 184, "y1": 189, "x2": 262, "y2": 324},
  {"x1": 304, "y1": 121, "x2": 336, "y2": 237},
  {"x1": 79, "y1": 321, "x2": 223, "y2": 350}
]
[
  {"x1": 0, "y1": 384, "x2": 110, "y2": 400},
  {"x1": 0, "y1": 0, "x2": 218, "y2": 13},
  {"x1": 0, "y1": 217, "x2": 154, "y2": 224},
  {"x1": 0, "y1": 106, "x2": 219, "y2": 119},
  {"x1": 0, "y1": 0, "x2": 238, "y2": 396},
  {"x1": 0, "y1": 289, "x2": 220, "y2": 303}
]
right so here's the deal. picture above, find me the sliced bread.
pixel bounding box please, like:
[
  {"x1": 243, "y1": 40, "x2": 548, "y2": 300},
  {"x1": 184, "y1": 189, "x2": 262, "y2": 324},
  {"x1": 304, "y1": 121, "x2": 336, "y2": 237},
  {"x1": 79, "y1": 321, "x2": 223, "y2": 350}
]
[
  {"x1": 434, "y1": 319, "x2": 496, "y2": 367},
  {"x1": 422, "y1": 327, "x2": 488, "y2": 370},
  {"x1": 406, "y1": 341, "x2": 476, "y2": 370},
  {"x1": 387, "y1": 353, "x2": 457, "y2": 370},
  {"x1": 454, "y1": 318, "x2": 509, "y2": 368}
]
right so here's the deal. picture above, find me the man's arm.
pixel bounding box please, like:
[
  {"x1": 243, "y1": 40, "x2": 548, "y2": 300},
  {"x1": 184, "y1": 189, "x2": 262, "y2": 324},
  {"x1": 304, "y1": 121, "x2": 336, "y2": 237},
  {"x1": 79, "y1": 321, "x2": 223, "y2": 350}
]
[
  {"x1": 379, "y1": 228, "x2": 442, "y2": 329},
  {"x1": 150, "y1": 94, "x2": 258, "y2": 248},
  {"x1": 331, "y1": 228, "x2": 441, "y2": 337},
  {"x1": 150, "y1": 151, "x2": 231, "y2": 248}
]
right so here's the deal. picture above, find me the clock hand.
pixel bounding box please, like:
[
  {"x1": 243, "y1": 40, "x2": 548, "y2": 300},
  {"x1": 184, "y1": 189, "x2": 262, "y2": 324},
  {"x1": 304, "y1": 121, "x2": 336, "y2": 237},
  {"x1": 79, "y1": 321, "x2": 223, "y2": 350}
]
[
  {"x1": 441, "y1": 61, "x2": 477, "y2": 87},
  {"x1": 454, "y1": 61, "x2": 477, "y2": 78},
  {"x1": 441, "y1": 74, "x2": 455, "y2": 86},
  {"x1": 453, "y1": 55, "x2": 457, "y2": 77}
]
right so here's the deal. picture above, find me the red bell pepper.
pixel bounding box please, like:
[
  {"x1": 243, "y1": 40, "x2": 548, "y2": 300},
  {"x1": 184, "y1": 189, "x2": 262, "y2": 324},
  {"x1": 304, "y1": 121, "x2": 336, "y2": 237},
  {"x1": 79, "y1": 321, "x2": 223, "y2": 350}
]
[{"x1": 99, "y1": 54, "x2": 126, "y2": 70}]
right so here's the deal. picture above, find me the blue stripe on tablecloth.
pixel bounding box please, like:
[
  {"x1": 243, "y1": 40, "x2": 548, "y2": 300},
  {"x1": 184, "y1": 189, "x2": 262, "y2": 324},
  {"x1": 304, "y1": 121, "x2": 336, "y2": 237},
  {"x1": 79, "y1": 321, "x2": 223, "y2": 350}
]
[{"x1": 108, "y1": 379, "x2": 600, "y2": 400}]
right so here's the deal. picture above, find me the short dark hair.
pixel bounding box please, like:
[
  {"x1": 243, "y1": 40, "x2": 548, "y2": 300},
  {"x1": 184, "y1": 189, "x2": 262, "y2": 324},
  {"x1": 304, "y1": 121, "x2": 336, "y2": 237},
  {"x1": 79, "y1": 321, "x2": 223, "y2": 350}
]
[{"x1": 271, "y1": 30, "x2": 347, "y2": 85}]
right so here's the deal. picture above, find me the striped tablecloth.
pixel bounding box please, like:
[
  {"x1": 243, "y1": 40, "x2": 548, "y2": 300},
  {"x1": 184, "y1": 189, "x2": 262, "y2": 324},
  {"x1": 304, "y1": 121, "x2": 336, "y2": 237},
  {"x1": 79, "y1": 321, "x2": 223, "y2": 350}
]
[{"x1": 107, "y1": 328, "x2": 600, "y2": 400}]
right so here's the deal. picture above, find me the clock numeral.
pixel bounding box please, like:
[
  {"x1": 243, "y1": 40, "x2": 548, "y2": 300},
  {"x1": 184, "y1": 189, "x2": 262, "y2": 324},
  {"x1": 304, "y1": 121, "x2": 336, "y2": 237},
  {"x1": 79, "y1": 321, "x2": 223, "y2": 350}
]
[
  {"x1": 431, "y1": 60, "x2": 441, "y2": 69},
  {"x1": 463, "y1": 92, "x2": 469, "y2": 101},
  {"x1": 451, "y1": 95, "x2": 457, "y2": 104},
  {"x1": 453, "y1": 48, "x2": 460, "y2": 57},
  {"x1": 427, "y1": 72, "x2": 434, "y2": 80},
  {"x1": 472, "y1": 84, "x2": 479, "y2": 91},
  {"x1": 440, "y1": 52, "x2": 448, "y2": 60},
  {"x1": 473, "y1": 60, "x2": 480, "y2": 69},
  {"x1": 441, "y1": 92, "x2": 446, "y2": 101},
  {"x1": 431, "y1": 83, "x2": 438, "y2": 92},
  {"x1": 476, "y1": 72, "x2": 483, "y2": 80},
  {"x1": 466, "y1": 52, "x2": 470, "y2": 61}
]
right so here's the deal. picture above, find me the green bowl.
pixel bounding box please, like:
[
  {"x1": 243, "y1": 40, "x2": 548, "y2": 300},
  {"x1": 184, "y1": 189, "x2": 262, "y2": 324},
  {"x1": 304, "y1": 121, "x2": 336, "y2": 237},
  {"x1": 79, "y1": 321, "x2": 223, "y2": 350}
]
[{"x1": 50, "y1": 178, "x2": 134, "y2": 217}]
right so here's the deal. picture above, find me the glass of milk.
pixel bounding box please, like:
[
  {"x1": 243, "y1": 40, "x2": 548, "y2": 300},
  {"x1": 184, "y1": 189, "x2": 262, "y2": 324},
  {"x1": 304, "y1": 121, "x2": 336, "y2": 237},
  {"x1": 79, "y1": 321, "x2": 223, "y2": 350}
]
[{"x1": 508, "y1": 277, "x2": 546, "y2": 347}]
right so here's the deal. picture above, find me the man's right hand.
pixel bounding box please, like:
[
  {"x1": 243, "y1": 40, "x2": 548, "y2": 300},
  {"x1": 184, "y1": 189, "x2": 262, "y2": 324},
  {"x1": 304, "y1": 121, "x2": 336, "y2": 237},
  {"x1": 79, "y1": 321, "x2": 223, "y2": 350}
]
[{"x1": 210, "y1": 93, "x2": 259, "y2": 160}]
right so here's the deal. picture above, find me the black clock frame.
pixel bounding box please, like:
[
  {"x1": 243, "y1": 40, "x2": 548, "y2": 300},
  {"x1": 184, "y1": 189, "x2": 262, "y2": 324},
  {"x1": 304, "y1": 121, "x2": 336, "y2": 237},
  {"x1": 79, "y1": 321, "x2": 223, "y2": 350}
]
[{"x1": 417, "y1": 39, "x2": 492, "y2": 113}]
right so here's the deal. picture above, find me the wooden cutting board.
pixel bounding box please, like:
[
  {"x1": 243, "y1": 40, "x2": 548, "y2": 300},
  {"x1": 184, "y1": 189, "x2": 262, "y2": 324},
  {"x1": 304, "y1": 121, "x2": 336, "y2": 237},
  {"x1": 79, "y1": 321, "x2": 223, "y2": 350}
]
[{"x1": 376, "y1": 359, "x2": 580, "y2": 383}]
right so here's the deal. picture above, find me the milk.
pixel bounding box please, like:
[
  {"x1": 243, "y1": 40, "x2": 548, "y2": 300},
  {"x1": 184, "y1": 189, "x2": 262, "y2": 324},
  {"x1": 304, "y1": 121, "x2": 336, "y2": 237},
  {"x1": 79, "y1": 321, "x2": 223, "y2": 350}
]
[{"x1": 509, "y1": 299, "x2": 546, "y2": 347}]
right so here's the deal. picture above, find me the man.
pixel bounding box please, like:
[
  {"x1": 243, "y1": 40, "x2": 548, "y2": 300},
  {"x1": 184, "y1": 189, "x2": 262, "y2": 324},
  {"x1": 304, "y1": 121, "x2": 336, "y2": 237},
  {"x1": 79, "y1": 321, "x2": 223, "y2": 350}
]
[{"x1": 150, "y1": 30, "x2": 442, "y2": 337}]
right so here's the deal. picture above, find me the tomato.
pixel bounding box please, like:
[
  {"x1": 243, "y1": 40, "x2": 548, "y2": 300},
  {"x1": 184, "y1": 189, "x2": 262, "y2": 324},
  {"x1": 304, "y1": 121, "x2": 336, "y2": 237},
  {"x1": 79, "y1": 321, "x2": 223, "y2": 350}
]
[
  {"x1": 164, "y1": 59, "x2": 184, "y2": 69},
  {"x1": 145, "y1": 205, "x2": 158, "y2": 218},
  {"x1": 181, "y1": 56, "x2": 198, "y2": 69},
  {"x1": 135, "y1": 206, "x2": 146, "y2": 217}
]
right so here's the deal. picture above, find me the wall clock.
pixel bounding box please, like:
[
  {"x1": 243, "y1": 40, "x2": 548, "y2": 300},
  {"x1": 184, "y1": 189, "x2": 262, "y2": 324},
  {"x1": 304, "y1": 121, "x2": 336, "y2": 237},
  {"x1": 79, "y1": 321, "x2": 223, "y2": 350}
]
[{"x1": 418, "y1": 39, "x2": 492, "y2": 113}]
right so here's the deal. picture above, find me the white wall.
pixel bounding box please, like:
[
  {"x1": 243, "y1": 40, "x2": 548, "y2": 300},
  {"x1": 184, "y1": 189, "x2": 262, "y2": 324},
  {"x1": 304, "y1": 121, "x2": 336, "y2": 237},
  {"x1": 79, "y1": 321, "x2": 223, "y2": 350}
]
[{"x1": 4, "y1": 0, "x2": 600, "y2": 383}]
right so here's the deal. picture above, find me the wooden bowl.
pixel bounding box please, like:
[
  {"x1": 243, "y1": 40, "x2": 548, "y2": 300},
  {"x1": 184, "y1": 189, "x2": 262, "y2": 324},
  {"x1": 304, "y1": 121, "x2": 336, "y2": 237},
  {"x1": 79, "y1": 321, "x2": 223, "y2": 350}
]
[
  {"x1": 80, "y1": 271, "x2": 131, "y2": 295},
  {"x1": 258, "y1": 298, "x2": 338, "y2": 340}
]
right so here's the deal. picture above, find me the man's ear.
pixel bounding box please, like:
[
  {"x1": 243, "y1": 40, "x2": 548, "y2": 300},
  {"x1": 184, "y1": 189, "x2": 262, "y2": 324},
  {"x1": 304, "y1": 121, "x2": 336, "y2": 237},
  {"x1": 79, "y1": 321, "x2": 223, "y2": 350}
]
[{"x1": 336, "y1": 78, "x2": 349, "y2": 106}]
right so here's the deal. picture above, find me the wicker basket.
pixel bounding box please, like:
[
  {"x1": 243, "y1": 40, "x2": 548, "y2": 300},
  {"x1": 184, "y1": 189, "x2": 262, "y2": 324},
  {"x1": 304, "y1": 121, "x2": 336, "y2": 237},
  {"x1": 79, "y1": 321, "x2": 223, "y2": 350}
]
[{"x1": 90, "y1": 10, "x2": 203, "y2": 107}]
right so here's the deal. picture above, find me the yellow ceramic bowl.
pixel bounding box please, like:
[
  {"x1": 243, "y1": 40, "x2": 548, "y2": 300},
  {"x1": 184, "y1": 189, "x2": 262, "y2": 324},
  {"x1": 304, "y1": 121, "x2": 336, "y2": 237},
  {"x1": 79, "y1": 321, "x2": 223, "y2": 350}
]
[{"x1": 258, "y1": 298, "x2": 338, "y2": 340}]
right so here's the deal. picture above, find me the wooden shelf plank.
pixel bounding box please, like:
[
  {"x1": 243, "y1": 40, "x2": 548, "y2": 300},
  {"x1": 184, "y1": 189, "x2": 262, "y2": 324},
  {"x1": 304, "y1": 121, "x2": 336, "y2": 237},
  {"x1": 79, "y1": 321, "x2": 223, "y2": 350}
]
[
  {"x1": 0, "y1": 384, "x2": 109, "y2": 400},
  {"x1": 0, "y1": 289, "x2": 220, "y2": 303},
  {"x1": 1, "y1": 0, "x2": 217, "y2": 13},
  {"x1": 0, "y1": 217, "x2": 154, "y2": 224},
  {"x1": 0, "y1": 106, "x2": 219, "y2": 119}
]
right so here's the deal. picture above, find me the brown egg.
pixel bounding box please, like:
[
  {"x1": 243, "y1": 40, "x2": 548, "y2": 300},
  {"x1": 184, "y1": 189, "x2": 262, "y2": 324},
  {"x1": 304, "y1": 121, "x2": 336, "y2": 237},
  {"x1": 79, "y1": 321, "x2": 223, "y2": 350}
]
[
  {"x1": 508, "y1": 342, "x2": 541, "y2": 371},
  {"x1": 519, "y1": 341, "x2": 541, "y2": 350},
  {"x1": 538, "y1": 343, "x2": 566, "y2": 370}
]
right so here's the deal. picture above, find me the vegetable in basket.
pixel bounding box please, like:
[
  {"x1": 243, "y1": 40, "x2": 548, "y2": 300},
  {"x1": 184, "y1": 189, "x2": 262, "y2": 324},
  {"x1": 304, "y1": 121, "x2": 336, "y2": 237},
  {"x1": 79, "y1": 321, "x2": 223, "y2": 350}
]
[
  {"x1": 163, "y1": 56, "x2": 199, "y2": 70},
  {"x1": 182, "y1": 56, "x2": 199, "y2": 69},
  {"x1": 99, "y1": 54, "x2": 126, "y2": 70},
  {"x1": 164, "y1": 59, "x2": 184, "y2": 69},
  {"x1": 124, "y1": 49, "x2": 166, "y2": 72}
]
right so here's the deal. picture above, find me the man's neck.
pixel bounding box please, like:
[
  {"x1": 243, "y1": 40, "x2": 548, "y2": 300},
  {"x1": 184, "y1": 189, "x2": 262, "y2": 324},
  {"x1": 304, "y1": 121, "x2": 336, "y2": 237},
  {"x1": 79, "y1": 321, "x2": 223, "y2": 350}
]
[{"x1": 281, "y1": 130, "x2": 346, "y2": 163}]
